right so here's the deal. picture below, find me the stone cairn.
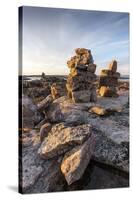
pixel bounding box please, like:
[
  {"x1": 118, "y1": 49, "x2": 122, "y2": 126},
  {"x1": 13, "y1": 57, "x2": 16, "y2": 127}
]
[
  {"x1": 51, "y1": 82, "x2": 66, "y2": 100},
  {"x1": 66, "y1": 48, "x2": 97, "y2": 103},
  {"x1": 99, "y1": 60, "x2": 120, "y2": 97}
]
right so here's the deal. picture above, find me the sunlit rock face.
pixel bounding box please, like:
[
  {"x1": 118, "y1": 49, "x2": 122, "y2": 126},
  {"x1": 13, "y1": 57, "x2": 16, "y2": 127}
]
[
  {"x1": 99, "y1": 60, "x2": 120, "y2": 97},
  {"x1": 66, "y1": 48, "x2": 97, "y2": 103}
]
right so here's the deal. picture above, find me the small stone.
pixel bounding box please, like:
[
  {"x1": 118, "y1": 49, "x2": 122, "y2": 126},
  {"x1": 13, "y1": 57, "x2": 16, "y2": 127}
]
[
  {"x1": 89, "y1": 106, "x2": 107, "y2": 115},
  {"x1": 40, "y1": 123, "x2": 52, "y2": 142}
]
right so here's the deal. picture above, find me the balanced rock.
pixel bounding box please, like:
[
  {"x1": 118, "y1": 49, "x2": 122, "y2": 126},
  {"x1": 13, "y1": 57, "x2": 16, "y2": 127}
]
[
  {"x1": 61, "y1": 134, "x2": 95, "y2": 185},
  {"x1": 38, "y1": 123, "x2": 92, "y2": 159},
  {"x1": 99, "y1": 60, "x2": 120, "y2": 97},
  {"x1": 51, "y1": 82, "x2": 67, "y2": 100},
  {"x1": 99, "y1": 86, "x2": 118, "y2": 97},
  {"x1": 108, "y1": 60, "x2": 117, "y2": 72},
  {"x1": 66, "y1": 48, "x2": 97, "y2": 103}
]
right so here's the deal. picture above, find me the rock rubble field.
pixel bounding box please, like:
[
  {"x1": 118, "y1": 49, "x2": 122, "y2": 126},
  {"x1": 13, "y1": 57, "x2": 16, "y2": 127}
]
[{"x1": 19, "y1": 48, "x2": 129, "y2": 193}]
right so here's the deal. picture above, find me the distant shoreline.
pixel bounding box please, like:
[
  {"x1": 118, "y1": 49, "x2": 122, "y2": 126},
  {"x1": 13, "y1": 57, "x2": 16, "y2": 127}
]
[{"x1": 19, "y1": 74, "x2": 129, "y2": 82}]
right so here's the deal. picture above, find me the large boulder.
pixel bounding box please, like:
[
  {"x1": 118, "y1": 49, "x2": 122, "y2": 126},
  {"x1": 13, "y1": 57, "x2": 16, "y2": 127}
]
[
  {"x1": 38, "y1": 123, "x2": 92, "y2": 159},
  {"x1": 37, "y1": 94, "x2": 53, "y2": 111},
  {"x1": 45, "y1": 96, "x2": 94, "y2": 125},
  {"x1": 61, "y1": 134, "x2": 95, "y2": 185},
  {"x1": 92, "y1": 128, "x2": 129, "y2": 173},
  {"x1": 22, "y1": 95, "x2": 43, "y2": 128},
  {"x1": 72, "y1": 90, "x2": 91, "y2": 103}
]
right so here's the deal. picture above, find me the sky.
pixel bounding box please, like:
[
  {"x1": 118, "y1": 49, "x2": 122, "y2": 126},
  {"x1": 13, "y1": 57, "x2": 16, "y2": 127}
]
[{"x1": 22, "y1": 6, "x2": 129, "y2": 75}]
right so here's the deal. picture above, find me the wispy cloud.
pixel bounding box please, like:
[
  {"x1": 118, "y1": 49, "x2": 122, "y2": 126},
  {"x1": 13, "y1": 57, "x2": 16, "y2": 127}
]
[{"x1": 22, "y1": 7, "x2": 129, "y2": 75}]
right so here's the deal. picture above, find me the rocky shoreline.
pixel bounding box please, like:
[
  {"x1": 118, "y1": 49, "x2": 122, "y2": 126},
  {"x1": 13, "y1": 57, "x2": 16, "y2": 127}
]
[
  {"x1": 19, "y1": 49, "x2": 129, "y2": 193},
  {"x1": 19, "y1": 74, "x2": 129, "y2": 193}
]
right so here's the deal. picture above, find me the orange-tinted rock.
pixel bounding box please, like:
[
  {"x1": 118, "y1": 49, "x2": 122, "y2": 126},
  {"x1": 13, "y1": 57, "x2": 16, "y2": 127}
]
[
  {"x1": 99, "y1": 86, "x2": 118, "y2": 97},
  {"x1": 51, "y1": 82, "x2": 67, "y2": 99},
  {"x1": 108, "y1": 60, "x2": 117, "y2": 73},
  {"x1": 66, "y1": 48, "x2": 97, "y2": 103}
]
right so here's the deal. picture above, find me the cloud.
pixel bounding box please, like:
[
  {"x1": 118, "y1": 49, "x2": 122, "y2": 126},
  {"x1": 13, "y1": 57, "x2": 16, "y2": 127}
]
[{"x1": 22, "y1": 7, "x2": 129, "y2": 75}]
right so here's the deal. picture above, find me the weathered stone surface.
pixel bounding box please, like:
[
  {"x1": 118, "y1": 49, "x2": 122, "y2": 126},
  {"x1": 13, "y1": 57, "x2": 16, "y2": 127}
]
[
  {"x1": 90, "y1": 87, "x2": 97, "y2": 102},
  {"x1": 24, "y1": 86, "x2": 51, "y2": 102},
  {"x1": 108, "y1": 60, "x2": 117, "y2": 72},
  {"x1": 40, "y1": 123, "x2": 52, "y2": 142},
  {"x1": 51, "y1": 82, "x2": 67, "y2": 99},
  {"x1": 35, "y1": 118, "x2": 48, "y2": 129},
  {"x1": 100, "y1": 69, "x2": 113, "y2": 76},
  {"x1": 38, "y1": 123, "x2": 92, "y2": 159},
  {"x1": 99, "y1": 76, "x2": 118, "y2": 87},
  {"x1": 89, "y1": 106, "x2": 122, "y2": 116},
  {"x1": 92, "y1": 129, "x2": 129, "y2": 172},
  {"x1": 112, "y1": 72, "x2": 120, "y2": 79},
  {"x1": 99, "y1": 60, "x2": 120, "y2": 97},
  {"x1": 72, "y1": 90, "x2": 91, "y2": 103},
  {"x1": 45, "y1": 96, "x2": 94, "y2": 125},
  {"x1": 20, "y1": 136, "x2": 65, "y2": 193},
  {"x1": 66, "y1": 48, "x2": 96, "y2": 102},
  {"x1": 99, "y1": 86, "x2": 118, "y2": 97},
  {"x1": 61, "y1": 134, "x2": 95, "y2": 185},
  {"x1": 87, "y1": 63, "x2": 96, "y2": 73},
  {"x1": 37, "y1": 94, "x2": 53, "y2": 111},
  {"x1": 22, "y1": 95, "x2": 43, "y2": 128}
]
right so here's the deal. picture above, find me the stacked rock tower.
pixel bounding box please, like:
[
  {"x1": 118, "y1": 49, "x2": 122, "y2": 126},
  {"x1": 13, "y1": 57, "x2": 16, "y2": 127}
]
[
  {"x1": 99, "y1": 60, "x2": 120, "y2": 97},
  {"x1": 66, "y1": 48, "x2": 97, "y2": 103}
]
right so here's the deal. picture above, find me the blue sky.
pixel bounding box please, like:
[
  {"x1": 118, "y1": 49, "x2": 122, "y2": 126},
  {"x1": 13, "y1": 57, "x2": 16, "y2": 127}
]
[{"x1": 22, "y1": 6, "x2": 129, "y2": 75}]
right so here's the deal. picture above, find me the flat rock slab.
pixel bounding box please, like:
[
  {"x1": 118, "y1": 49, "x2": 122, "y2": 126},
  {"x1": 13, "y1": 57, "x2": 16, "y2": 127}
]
[
  {"x1": 61, "y1": 134, "x2": 95, "y2": 185},
  {"x1": 46, "y1": 96, "x2": 95, "y2": 125},
  {"x1": 46, "y1": 92, "x2": 128, "y2": 125},
  {"x1": 38, "y1": 123, "x2": 92, "y2": 159},
  {"x1": 45, "y1": 93, "x2": 129, "y2": 173},
  {"x1": 96, "y1": 91, "x2": 129, "y2": 110},
  {"x1": 92, "y1": 130, "x2": 129, "y2": 173}
]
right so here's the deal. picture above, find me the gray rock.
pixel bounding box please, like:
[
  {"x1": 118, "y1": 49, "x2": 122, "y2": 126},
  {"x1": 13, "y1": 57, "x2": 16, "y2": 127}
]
[
  {"x1": 92, "y1": 129, "x2": 129, "y2": 173},
  {"x1": 38, "y1": 123, "x2": 92, "y2": 159},
  {"x1": 46, "y1": 96, "x2": 94, "y2": 125},
  {"x1": 40, "y1": 123, "x2": 52, "y2": 142},
  {"x1": 37, "y1": 94, "x2": 53, "y2": 111},
  {"x1": 72, "y1": 90, "x2": 91, "y2": 103},
  {"x1": 61, "y1": 133, "x2": 95, "y2": 185},
  {"x1": 87, "y1": 113, "x2": 129, "y2": 145},
  {"x1": 20, "y1": 131, "x2": 65, "y2": 193},
  {"x1": 22, "y1": 95, "x2": 43, "y2": 128}
]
